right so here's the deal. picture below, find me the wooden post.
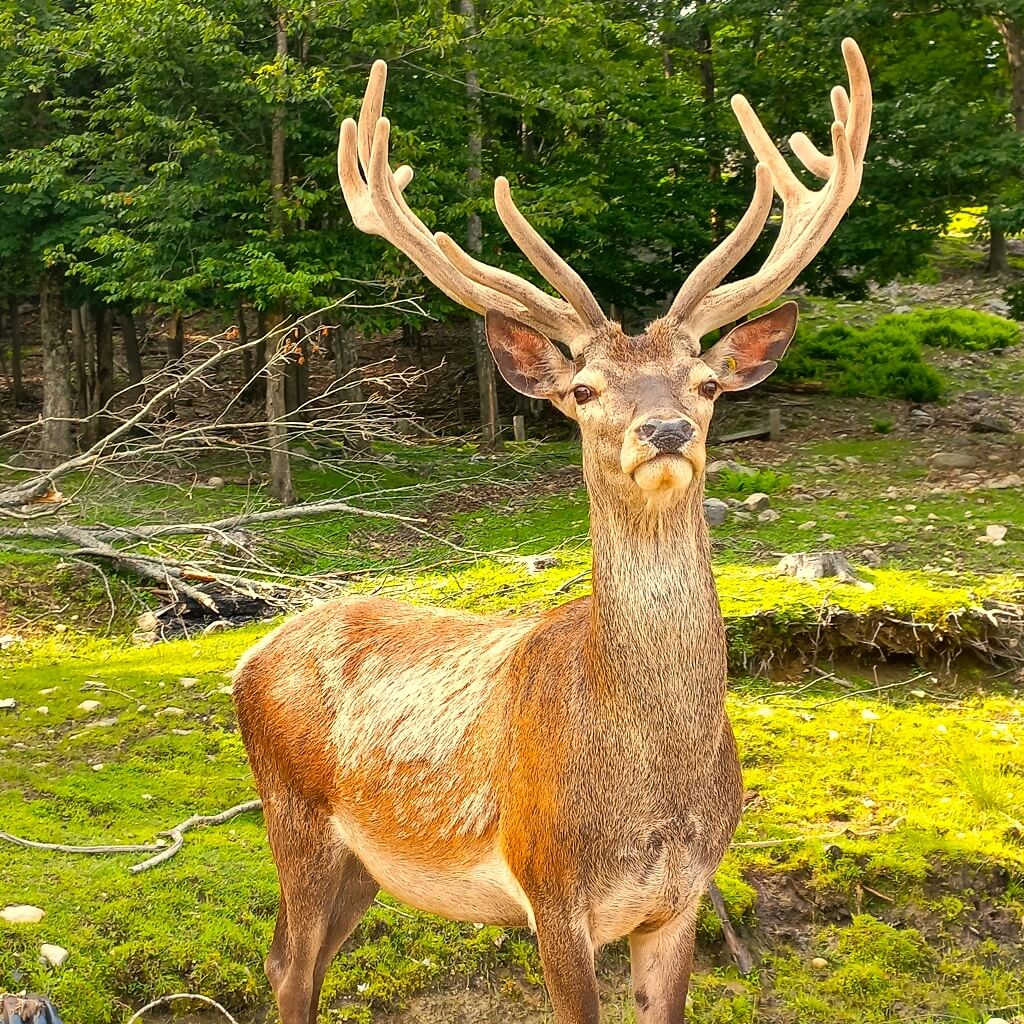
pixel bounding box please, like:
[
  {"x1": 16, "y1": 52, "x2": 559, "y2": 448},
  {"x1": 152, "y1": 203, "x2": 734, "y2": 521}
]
[
  {"x1": 513, "y1": 415, "x2": 527, "y2": 442},
  {"x1": 768, "y1": 408, "x2": 782, "y2": 441}
]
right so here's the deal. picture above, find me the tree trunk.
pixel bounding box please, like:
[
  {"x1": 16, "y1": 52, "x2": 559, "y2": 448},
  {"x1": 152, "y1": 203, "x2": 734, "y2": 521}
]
[
  {"x1": 40, "y1": 270, "x2": 74, "y2": 464},
  {"x1": 95, "y1": 307, "x2": 115, "y2": 437},
  {"x1": 461, "y1": 0, "x2": 500, "y2": 448},
  {"x1": 695, "y1": 0, "x2": 722, "y2": 241},
  {"x1": 168, "y1": 311, "x2": 185, "y2": 362},
  {"x1": 237, "y1": 300, "x2": 255, "y2": 397},
  {"x1": 120, "y1": 311, "x2": 143, "y2": 386},
  {"x1": 265, "y1": 309, "x2": 294, "y2": 504},
  {"x1": 8, "y1": 298, "x2": 23, "y2": 405},
  {"x1": 990, "y1": 16, "x2": 1024, "y2": 276}
]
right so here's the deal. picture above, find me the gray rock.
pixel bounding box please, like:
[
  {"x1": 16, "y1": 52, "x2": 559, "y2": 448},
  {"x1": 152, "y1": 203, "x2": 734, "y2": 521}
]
[
  {"x1": 706, "y1": 460, "x2": 757, "y2": 477},
  {"x1": 0, "y1": 697, "x2": 16, "y2": 712},
  {"x1": 206, "y1": 475, "x2": 226, "y2": 489},
  {"x1": 776, "y1": 551, "x2": 873, "y2": 590},
  {"x1": 758, "y1": 509, "x2": 780, "y2": 523},
  {"x1": 520, "y1": 554, "x2": 559, "y2": 574},
  {"x1": 703, "y1": 498, "x2": 729, "y2": 527},
  {"x1": 1, "y1": 905, "x2": 45, "y2": 924},
  {"x1": 893, "y1": 304, "x2": 913, "y2": 314},
  {"x1": 742, "y1": 492, "x2": 771, "y2": 512},
  {"x1": 932, "y1": 452, "x2": 978, "y2": 470},
  {"x1": 39, "y1": 943, "x2": 69, "y2": 968},
  {"x1": 969, "y1": 415, "x2": 1013, "y2": 435},
  {"x1": 981, "y1": 297, "x2": 1011, "y2": 317},
  {"x1": 990, "y1": 473, "x2": 1023, "y2": 489}
]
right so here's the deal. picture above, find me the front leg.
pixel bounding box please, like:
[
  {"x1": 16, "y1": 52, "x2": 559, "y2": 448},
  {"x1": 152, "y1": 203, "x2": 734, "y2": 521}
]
[
  {"x1": 628, "y1": 907, "x2": 699, "y2": 1023},
  {"x1": 535, "y1": 916, "x2": 600, "y2": 1024}
]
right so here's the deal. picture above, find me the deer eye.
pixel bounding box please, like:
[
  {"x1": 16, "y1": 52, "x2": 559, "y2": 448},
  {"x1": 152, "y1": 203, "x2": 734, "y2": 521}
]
[
  {"x1": 572, "y1": 384, "x2": 595, "y2": 404},
  {"x1": 700, "y1": 380, "x2": 720, "y2": 399}
]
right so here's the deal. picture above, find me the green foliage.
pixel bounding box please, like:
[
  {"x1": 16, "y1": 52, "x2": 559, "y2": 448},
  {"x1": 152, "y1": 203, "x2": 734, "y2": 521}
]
[
  {"x1": 711, "y1": 467, "x2": 791, "y2": 497},
  {"x1": 1004, "y1": 279, "x2": 1024, "y2": 321},
  {"x1": 871, "y1": 416, "x2": 894, "y2": 434},
  {"x1": 775, "y1": 321, "x2": 946, "y2": 403},
  {"x1": 874, "y1": 307, "x2": 1020, "y2": 352}
]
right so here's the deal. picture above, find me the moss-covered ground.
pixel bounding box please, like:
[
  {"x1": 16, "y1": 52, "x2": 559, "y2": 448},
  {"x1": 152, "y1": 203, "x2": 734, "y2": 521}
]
[{"x1": 3, "y1": 268, "x2": 1024, "y2": 1021}]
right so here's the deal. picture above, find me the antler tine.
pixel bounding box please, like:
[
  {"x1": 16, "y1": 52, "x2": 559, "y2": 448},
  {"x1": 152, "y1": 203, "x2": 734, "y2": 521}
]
[
  {"x1": 493, "y1": 177, "x2": 607, "y2": 331},
  {"x1": 674, "y1": 38, "x2": 871, "y2": 339},
  {"x1": 338, "y1": 61, "x2": 602, "y2": 351}
]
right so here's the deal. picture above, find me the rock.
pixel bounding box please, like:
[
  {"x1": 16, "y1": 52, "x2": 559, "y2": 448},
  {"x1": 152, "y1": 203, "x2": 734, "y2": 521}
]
[
  {"x1": 981, "y1": 296, "x2": 1011, "y2": 317},
  {"x1": 776, "y1": 552, "x2": 871, "y2": 589},
  {"x1": 706, "y1": 460, "x2": 757, "y2": 477},
  {"x1": 986, "y1": 524, "x2": 1008, "y2": 542},
  {"x1": 0, "y1": 697, "x2": 16, "y2": 711},
  {"x1": 990, "y1": 473, "x2": 1023, "y2": 489},
  {"x1": 796, "y1": 520, "x2": 817, "y2": 531},
  {"x1": 75, "y1": 699, "x2": 101, "y2": 713},
  {"x1": 206, "y1": 475, "x2": 226, "y2": 489},
  {"x1": 810, "y1": 956, "x2": 829, "y2": 969},
  {"x1": 969, "y1": 415, "x2": 1013, "y2": 435},
  {"x1": 156, "y1": 706, "x2": 186, "y2": 718},
  {"x1": 757, "y1": 509, "x2": 780, "y2": 523},
  {"x1": 178, "y1": 676, "x2": 200, "y2": 688},
  {"x1": 909, "y1": 408, "x2": 934, "y2": 427},
  {"x1": 1, "y1": 905, "x2": 45, "y2": 924},
  {"x1": 742, "y1": 492, "x2": 771, "y2": 512},
  {"x1": 84, "y1": 716, "x2": 119, "y2": 729},
  {"x1": 892, "y1": 516, "x2": 908, "y2": 524},
  {"x1": 931, "y1": 452, "x2": 978, "y2": 470},
  {"x1": 520, "y1": 554, "x2": 559, "y2": 574},
  {"x1": 893, "y1": 304, "x2": 912, "y2": 314},
  {"x1": 202, "y1": 620, "x2": 231, "y2": 635},
  {"x1": 39, "y1": 943, "x2": 69, "y2": 968},
  {"x1": 136, "y1": 611, "x2": 160, "y2": 631},
  {"x1": 703, "y1": 498, "x2": 729, "y2": 527},
  {"x1": 36, "y1": 706, "x2": 48, "y2": 715}
]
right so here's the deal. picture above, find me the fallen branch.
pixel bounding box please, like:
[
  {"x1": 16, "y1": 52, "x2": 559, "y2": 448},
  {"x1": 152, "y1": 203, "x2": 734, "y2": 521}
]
[
  {"x1": 707, "y1": 882, "x2": 754, "y2": 975},
  {"x1": 0, "y1": 799, "x2": 264, "y2": 872},
  {"x1": 126, "y1": 993, "x2": 239, "y2": 1024},
  {"x1": 128, "y1": 799, "x2": 263, "y2": 874}
]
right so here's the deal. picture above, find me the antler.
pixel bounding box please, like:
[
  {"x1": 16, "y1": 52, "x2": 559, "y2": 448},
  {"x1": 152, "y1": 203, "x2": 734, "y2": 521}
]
[
  {"x1": 338, "y1": 61, "x2": 607, "y2": 355},
  {"x1": 669, "y1": 38, "x2": 872, "y2": 339}
]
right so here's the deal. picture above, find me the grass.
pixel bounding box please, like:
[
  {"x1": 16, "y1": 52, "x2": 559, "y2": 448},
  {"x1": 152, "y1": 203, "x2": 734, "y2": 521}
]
[{"x1": 2, "y1": 631, "x2": 1022, "y2": 1022}]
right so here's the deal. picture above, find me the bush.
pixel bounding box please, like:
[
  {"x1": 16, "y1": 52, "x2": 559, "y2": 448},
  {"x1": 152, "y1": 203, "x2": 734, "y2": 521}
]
[
  {"x1": 1004, "y1": 281, "x2": 1024, "y2": 321},
  {"x1": 874, "y1": 307, "x2": 1019, "y2": 351},
  {"x1": 713, "y1": 467, "x2": 791, "y2": 497},
  {"x1": 775, "y1": 321, "x2": 946, "y2": 403}
]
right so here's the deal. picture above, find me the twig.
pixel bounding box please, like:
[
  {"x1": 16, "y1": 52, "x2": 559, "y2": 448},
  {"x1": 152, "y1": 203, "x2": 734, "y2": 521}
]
[
  {"x1": 811, "y1": 670, "x2": 931, "y2": 709},
  {"x1": 128, "y1": 799, "x2": 263, "y2": 874},
  {"x1": 126, "y1": 993, "x2": 240, "y2": 1024},
  {"x1": 707, "y1": 882, "x2": 754, "y2": 975},
  {"x1": 0, "y1": 831, "x2": 164, "y2": 855},
  {"x1": 82, "y1": 681, "x2": 137, "y2": 702}
]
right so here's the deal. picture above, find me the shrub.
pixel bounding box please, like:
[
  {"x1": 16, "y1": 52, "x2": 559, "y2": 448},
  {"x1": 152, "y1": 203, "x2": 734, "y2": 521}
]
[
  {"x1": 1004, "y1": 280, "x2": 1024, "y2": 321},
  {"x1": 713, "y1": 467, "x2": 791, "y2": 497},
  {"x1": 774, "y1": 320, "x2": 945, "y2": 403},
  {"x1": 872, "y1": 416, "x2": 894, "y2": 434},
  {"x1": 874, "y1": 307, "x2": 1019, "y2": 351}
]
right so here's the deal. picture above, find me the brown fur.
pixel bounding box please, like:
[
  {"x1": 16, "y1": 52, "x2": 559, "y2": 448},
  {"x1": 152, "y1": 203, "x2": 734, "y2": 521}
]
[{"x1": 233, "y1": 307, "x2": 798, "y2": 1024}]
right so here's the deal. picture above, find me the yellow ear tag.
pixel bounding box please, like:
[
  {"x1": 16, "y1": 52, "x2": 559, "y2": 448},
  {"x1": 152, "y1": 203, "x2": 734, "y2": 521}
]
[{"x1": 724, "y1": 356, "x2": 738, "y2": 374}]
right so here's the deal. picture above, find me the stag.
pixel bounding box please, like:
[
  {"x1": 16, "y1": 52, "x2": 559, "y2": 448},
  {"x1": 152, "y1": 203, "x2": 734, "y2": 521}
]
[{"x1": 234, "y1": 40, "x2": 871, "y2": 1024}]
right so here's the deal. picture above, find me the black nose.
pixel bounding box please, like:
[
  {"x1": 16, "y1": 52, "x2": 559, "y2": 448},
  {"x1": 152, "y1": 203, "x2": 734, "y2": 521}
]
[{"x1": 637, "y1": 417, "x2": 695, "y2": 453}]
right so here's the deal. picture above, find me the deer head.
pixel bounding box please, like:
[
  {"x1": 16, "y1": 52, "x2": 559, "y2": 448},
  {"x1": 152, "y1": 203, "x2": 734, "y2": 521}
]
[{"x1": 338, "y1": 41, "x2": 871, "y2": 509}]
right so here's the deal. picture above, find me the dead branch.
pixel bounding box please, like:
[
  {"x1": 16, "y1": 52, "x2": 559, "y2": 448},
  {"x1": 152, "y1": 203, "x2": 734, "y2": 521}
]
[
  {"x1": 126, "y1": 993, "x2": 240, "y2": 1024},
  {"x1": 707, "y1": 882, "x2": 754, "y2": 975},
  {"x1": 128, "y1": 799, "x2": 263, "y2": 874},
  {"x1": 0, "y1": 831, "x2": 164, "y2": 856}
]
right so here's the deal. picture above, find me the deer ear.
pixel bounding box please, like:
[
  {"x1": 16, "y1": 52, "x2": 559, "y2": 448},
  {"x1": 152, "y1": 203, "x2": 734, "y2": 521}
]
[
  {"x1": 485, "y1": 310, "x2": 575, "y2": 402},
  {"x1": 702, "y1": 301, "x2": 798, "y2": 392}
]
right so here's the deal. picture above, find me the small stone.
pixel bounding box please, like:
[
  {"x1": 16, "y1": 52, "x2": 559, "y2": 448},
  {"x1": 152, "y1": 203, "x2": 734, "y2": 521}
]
[
  {"x1": 207, "y1": 475, "x2": 226, "y2": 489},
  {"x1": 75, "y1": 700, "x2": 101, "y2": 713},
  {"x1": 862, "y1": 797, "x2": 877, "y2": 808},
  {"x1": 757, "y1": 509, "x2": 780, "y2": 523},
  {"x1": 986, "y1": 524, "x2": 1008, "y2": 541},
  {"x1": 91, "y1": 763, "x2": 104, "y2": 772},
  {"x1": 797, "y1": 520, "x2": 817, "y2": 530},
  {"x1": 892, "y1": 515, "x2": 908, "y2": 524},
  {"x1": 178, "y1": 676, "x2": 200, "y2": 688},
  {"x1": 156, "y1": 706, "x2": 186, "y2": 718},
  {"x1": 828, "y1": 730, "x2": 840, "y2": 741},
  {"x1": 36, "y1": 706, "x2": 48, "y2": 715},
  {"x1": 0, "y1": 697, "x2": 16, "y2": 711},
  {"x1": 969, "y1": 415, "x2": 1013, "y2": 435},
  {"x1": 985, "y1": 1018, "x2": 1010, "y2": 1024},
  {"x1": 136, "y1": 611, "x2": 160, "y2": 631},
  {"x1": 1, "y1": 905, "x2": 45, "y2": 924},
  {"x1": 39, "y1": 943, "x2": 69, "y2": 968},
  {"x1": 862, "y1": 709, "x2": 880, "y2": 721},
  {"x1": 810, "y1": 956, "x2": 829, "y2": 969},
  {"x1": 990, "y1": 473, "x2": 1023, "y2": 489},
  {"x1": 218, "y1": 685, "x2": 234, "y2": 696},
  {"x1": 520, "y1": 555, "x2": 559, "y2": 574},
  {"x1": 703, "y1": 498, "x2": 729, "y2": 527},
  {"x1": 707, "y1": 460, "x2": 757, "y2": 477},
  {"x1": 742, "y1": 492, "x2": 771, "y2": 512},
  {"x1": 936, "y1": 724, "x2": 948, "y2": 734},
  {"x1": 932, "y1": 452, "x2": 978, "y2": 470},
  {"x1": 39, "y1": 687, "x2": 57, "y2": 696}
]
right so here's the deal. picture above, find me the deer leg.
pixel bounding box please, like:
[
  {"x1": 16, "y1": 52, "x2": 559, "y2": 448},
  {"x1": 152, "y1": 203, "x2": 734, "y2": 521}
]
[
  {"x1": 628, "y1": 907, "x2": 699, "y2": 1023},
  {"x1": 263, "y1": 798, "x2": 378, "y2": 1024},
  {"x1": 534, "y1": 917, "x2": 600, "y2": 1024}
]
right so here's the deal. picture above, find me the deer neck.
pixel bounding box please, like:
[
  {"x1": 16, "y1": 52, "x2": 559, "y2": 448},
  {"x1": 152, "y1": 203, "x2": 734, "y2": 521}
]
[{"x1": 584, "y1": 476, "x2": 727, "y2": 711}]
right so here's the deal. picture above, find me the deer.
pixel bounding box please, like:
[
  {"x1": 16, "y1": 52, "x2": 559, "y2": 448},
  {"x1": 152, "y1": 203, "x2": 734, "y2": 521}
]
[{"x1": 233, "y1": 38, "x2": 871, "y2": 1024}]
